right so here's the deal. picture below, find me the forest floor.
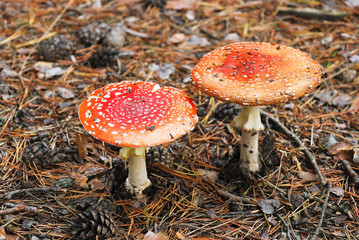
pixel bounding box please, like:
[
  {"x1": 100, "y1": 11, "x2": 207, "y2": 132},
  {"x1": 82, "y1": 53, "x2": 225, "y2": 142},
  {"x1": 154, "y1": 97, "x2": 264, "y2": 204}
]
[{"x1": 0, "y1": 0, "x2": 359, "y2": 239}]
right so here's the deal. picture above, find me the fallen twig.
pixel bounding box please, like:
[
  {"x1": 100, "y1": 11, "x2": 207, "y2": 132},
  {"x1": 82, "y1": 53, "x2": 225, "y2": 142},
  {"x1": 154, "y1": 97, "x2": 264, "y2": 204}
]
[
  {"x1": 0, "y1": 204, "x2": 38, "y2": 216},
  {"x1": 341, "y1": 159, "x2": 359, "y2": 185},
  {"x1": 277, "y1": 7, "x2": 348, "y2": 21},
  {"x1": 261, "y1": 110, "x2": 326, "y2": 186},
  {"x1": 311, "y1": 182, "x2": 332, "y2": 240},
  {"x1": 303, "y1": 191, "x2": 351, "y2": 219},
  {"x1": 0, "y1": 186, "x2": 61, "y2": 200},
  {"x1": 217, "y1": 189, "x2": 255, "y2": 204}
]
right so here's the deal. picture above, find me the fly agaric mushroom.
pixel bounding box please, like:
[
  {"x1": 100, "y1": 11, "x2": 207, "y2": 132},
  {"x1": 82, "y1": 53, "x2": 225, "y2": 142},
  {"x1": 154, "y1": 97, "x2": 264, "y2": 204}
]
[
  {"x1": 191, "y1": 42, "x2": 323, "y2": 172},
  {"x1": 78, "y1": 81, "x2": 197, "y2": 197}
]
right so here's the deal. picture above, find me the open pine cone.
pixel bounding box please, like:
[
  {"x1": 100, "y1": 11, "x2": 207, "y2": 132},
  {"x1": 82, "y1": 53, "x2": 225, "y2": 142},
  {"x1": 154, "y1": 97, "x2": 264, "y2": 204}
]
[
  {"x1": 146, "y1": 146, "x2": 174, "y2": 168},
  {"x1": 71, "y1": 210, "x2": 116, "y2": 239},
  {"x1": 88, "y1": 46, "x2": 120, "y2": 67},
  {"x1": 78, "y1": 22, "x2": 110, "y2": 47},
  {"x1": 37, "y1": 35, "x2": 76, "y2": 62},
  {"x1": 213, "y1": 102, "x2": 241, "y2": 122}
]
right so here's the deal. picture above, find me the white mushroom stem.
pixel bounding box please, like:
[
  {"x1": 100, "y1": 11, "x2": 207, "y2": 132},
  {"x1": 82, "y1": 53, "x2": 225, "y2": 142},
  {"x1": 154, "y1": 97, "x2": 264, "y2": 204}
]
[
  {"x1": 120, "y1": 147, "x2": 151, "y2": 198},
  {"x1": 233, "y1": 106, "x2": 264, "y2": 172}
]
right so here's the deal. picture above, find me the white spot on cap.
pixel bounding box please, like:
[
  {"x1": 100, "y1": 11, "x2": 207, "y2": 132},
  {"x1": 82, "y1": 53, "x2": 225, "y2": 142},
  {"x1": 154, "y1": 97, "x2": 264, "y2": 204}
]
[
  {"x1": 152, "y1": 84, "x2": 161, "y2": 92},
  {"x1": 85, "y1": 110, "x2": 92, "y2": 118}
]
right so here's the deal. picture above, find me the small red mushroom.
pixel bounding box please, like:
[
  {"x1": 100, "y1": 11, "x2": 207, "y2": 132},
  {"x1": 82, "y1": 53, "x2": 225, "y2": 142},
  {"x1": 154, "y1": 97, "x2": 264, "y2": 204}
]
[
  {"x1": 191, "y1": 42, "x2": 323, "y2": 172},
  {"x1": 78, "y1": 81, "x2": 198, "y2": 197}
]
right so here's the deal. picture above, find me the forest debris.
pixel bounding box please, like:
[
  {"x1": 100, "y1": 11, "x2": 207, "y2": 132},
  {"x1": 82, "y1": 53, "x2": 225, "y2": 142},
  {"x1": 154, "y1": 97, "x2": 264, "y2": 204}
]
[
  {"x1": 345, "y1": 0, "x2": 359, "y2": 7},
  {"x1": 206, "y1": 208, "x2": 217, "y2": 218},
  {"x1": 75, "y1": 131, "x2": 88, "y2": 159},
  {"x1": 257, "y1": 199, "x2": 280, "y2": 214},
  {"x1": 148, "y1": 63, "x2": 175, "y2": 80},
  {"x1": 349, "y1": 54, "x2": 359, "y2": 63},
  {"x1": 166, "y1": 0, "x2": 197, "y2": 10},
  {"x1": 71, "y1": 173, "x2": 89, "y2": 188},
  {"x1": 341, "y1": 159, "x2": 359, "y2": 185},
  {"x1": 0, "y1": 186, "x2": 61, "y2": 199},
  {"x1": 330, "y1": 187, "x2": 345, "y2": 197},
  {"x1": 261, "y1": 110, "x2": 326, "y2": 186},
  {"x1": 311, "y1": 182, "x2": 332, "y2": 240},
  {"x1": 168, "y1": 33, "x2": 186, "y2": 44},
  {"x1": 22, "y1": 219, "x2": 38, "y2": 229},
  {"x1": 57, "y1": 86, "x2": 75, "y2": 99},
  {"x1": 331, "y1": 95, "x2": 351, "y2": 108},
  {"x1": 184, "y1": 35, "x2": 210, "y2": 46},
  {"x1": 197, "y1": 168, "x2": 218, "y2": 181},
  {"x1": 143, "y1": 230, "x2": 168, "y2": 240},
  {"x1": 277, "y1": 7, "x2": 348, "y2": 20},
  {"x1": 217, "y1": 189, "x2": 254, "y2": 204},
  {"x1": 299, "y1": 171, "x2": 319, "y2": 182},
  {"x1": 0, "y1": 204, "x2": 38, "y2": 216},
  {"x1": 45, "y1": 67, "x2": 67, "y2": 78},
  {"x1": 333, "y1": 215, "x2": 347, "y2": 225},
  {"x1": 124, "y1": 27, "x2": 148, "y2": 38},
  {"x1": 34, "y1": 61, "x2": 55, "y2": 72},
  {"x1": 224, "y1": 33, "x2": 241, "y2": 42},
  {"x1": 103, "y1": 22, "x2": 126, "y2": 48},
  {"x1": 88, "y1": 178, "x2": 106, "y2": 190},
  {"x1": 0, "y1": 67, "x2": 18, "y2": 78},
  {"x1": 350, "y1": 97, "x2": 359, "y2": 112},
  {"x1": 329, "y1": 142, "x2": 356, "y2": 163},
  {"x1": 0, "y1": 228, "x2": 6, "y2": 240}
]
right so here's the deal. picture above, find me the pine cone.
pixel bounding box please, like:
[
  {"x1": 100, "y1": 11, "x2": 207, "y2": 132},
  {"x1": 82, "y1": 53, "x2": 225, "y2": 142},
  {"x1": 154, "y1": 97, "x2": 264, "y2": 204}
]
[
  {"x1": 71, "y1": 210, "x2": 116, "y2": 239},
  {"x1": 143, "y1": 0, "x2": 167, "y2": 9},
  {"x1": 37, "y1": 35, "x2": 76, "y2": 62},
  {"x1": 88, "y1": 46, "x2": 120, "y2": 67},
  {"x1": 213, "y1": 102, "x2": 241, "y2": 122},
  {"x1": 103, "y1": 23, "x2": 126, "y2": 48},
  {"x1": 78, "y1": 22, "x2": 111, "y2": 47},
  {"x1": 22, "y1": 142, "x2": 66, "y2": 167},
  {"x1": 147, "y1": 146, "x2": 174, "y2": 168}
]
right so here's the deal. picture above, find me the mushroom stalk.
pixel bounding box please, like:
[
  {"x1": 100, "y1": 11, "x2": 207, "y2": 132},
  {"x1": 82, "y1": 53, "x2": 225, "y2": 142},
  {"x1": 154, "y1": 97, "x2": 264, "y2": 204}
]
[
  {"x1": 233, "y1": 106, "x2": 264, "y2": 172},
  {"x1": 240, "y1": 130, "x2": 260, "y2": 172},
  {"x1": 120, "y1": 147, "x2": 151, "y2": 197}
]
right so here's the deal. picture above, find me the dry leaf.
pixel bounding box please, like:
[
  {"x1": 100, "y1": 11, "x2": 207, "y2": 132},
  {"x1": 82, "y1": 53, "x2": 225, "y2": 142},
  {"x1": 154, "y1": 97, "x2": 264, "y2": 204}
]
[
  {"x1": 166, "y1": 0, "x2": 197, "y2": 10},
  {"x1": 328, "y1": 142, "x2": 349, "y2": 154},
  {"x1": 143, "y1": 230, "x2": 168, "y2": 240},
  {"x1": 168, "y1": 33, "x2": 186, "y2": 44},
  {"x1": 0, "y1": 228, "x2": 6, "y2": 240},
  {"x1": 350, "y1": 97, "x2": 359, "y2": 112},
  {"x1": 191, "y1": 238, "x2": 221, "y2": 240},
  {"x1": 333, "y1": 215, "x2": 347, "y2": 224},
  {"x1": 88, "y1": 178, "x2": 106, "y2": 190},
  {"x1": 71, "y1": 173, "x2": 89, "y2": 189},
  {"x1": 298, "y1": 171, "x2": 319, "y2": 182},
  {"x1": 75, "y1": 131, "x2": 88, "y2": 159},
  {"x1": 257, "y1": 199, "x2": 280, "y2": 214},
  {"x1": 353, "y1": 148, "x2": 359, "y2": 165},
  {"x1": 331, "y1": 187, "x2": 345, "y2": 196},
  {"x1": 197, "y1": 169, "x2": 218, "y2": 181},
  {"x1": 57, "y1": 86, "x2": 75, "y2": 99}
]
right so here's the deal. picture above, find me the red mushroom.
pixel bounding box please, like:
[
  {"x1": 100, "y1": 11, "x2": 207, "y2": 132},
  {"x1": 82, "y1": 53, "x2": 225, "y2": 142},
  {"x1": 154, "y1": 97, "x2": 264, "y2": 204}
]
[
  {"x1": 78, "y1": 81, "x2": 197, "y2": 197},
  {"x1": 191, "y1": 42, "x2": 323, "y2": 172}
]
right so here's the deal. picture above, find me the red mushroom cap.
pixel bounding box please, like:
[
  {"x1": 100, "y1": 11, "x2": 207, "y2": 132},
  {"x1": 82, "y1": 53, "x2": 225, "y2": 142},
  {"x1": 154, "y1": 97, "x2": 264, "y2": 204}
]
[
  {"x1": 191, "y1": 42, "x2": 323, "y2": 106},
  {"x1": 78, "y1": 81, "x2": 198, "y2": 148}
]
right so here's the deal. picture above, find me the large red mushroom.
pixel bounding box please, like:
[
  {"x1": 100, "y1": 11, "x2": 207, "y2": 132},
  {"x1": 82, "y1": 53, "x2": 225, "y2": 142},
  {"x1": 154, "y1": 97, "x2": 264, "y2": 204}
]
[
  {"x1": 191, "y1": 42, "x2": 323, "y2": 172},
  {"x1": 78, "y1": 81, "x2": 198, "y2": 197}
]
